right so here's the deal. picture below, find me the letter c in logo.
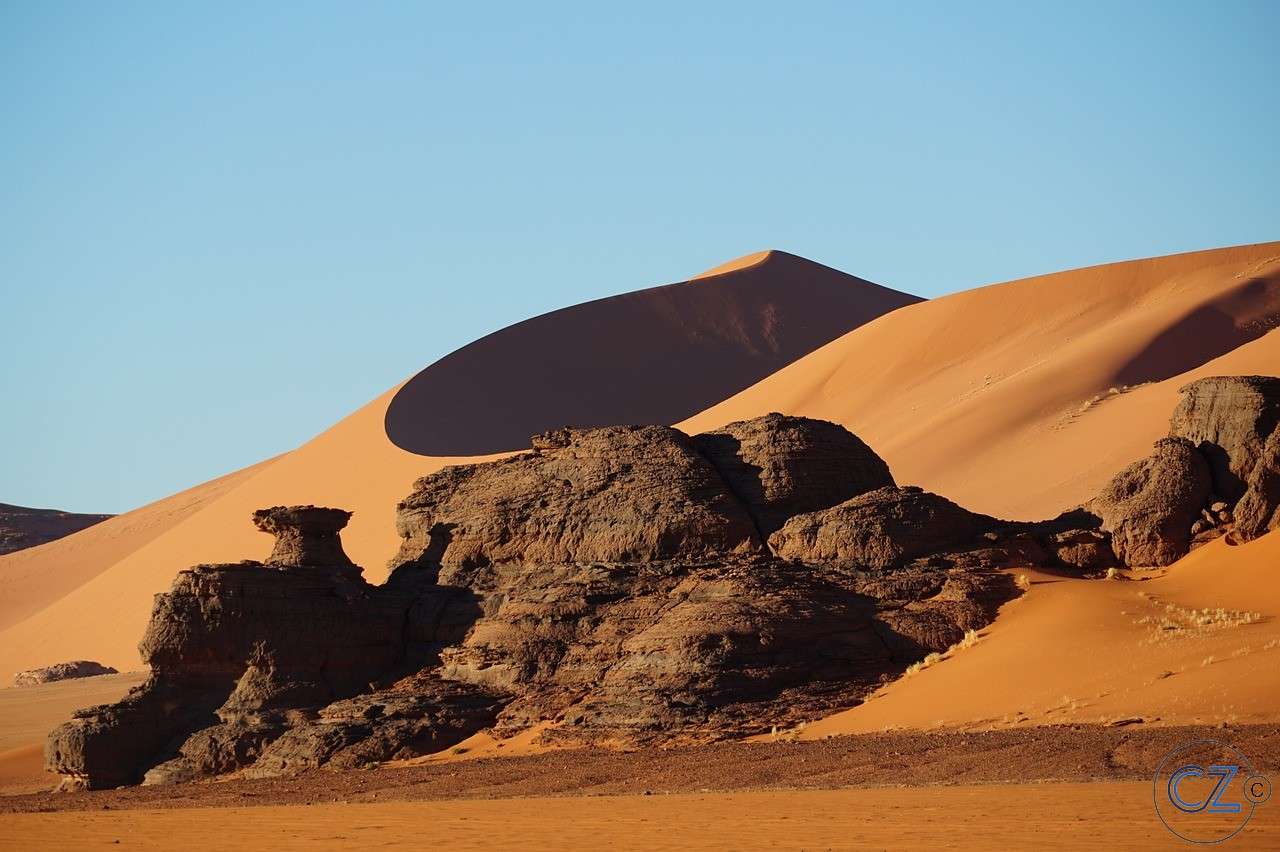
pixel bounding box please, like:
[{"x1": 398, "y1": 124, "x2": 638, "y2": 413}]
[{"x1": 1170, "y1": 764, "x2": 1207, "y2": 813}]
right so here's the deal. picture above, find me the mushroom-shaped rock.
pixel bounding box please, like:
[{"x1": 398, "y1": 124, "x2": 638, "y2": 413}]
[{"x1": 252, "y1": 505, "x2": 355, "y2": 569}]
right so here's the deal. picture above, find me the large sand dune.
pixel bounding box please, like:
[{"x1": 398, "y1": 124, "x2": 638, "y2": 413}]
[
  {"x1": 1, "y1": 242, "x2": 1276, "y2": 682},
  {"x1": 680, "y1": 241, "x2": 1280, "y2": 520},
  {"x1": 0, "y1": 252, "x2": 916, "y2": 676},
  {"x1": 384, "y1": 250, "x2": 919, "y2": 456}
]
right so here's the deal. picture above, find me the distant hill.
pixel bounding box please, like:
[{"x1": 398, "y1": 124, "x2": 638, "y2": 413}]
[{"x1": 0, "y1": 504, "x2": 112, "y2": 556}]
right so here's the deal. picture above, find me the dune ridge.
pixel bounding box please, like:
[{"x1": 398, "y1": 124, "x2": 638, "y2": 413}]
[{"x1": 1, "y1": 242, "x2": 1276, "y2": 679}]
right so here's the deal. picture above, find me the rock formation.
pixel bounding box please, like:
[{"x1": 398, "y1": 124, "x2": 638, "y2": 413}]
[
  {"x1": 0, "y1": 503, "x2": 111, "y2": 556},
  {"x1": 47, "y1": 506, "x2": 498, "y2": 790},
  {"x1": 768, "y1": 486, "x2": 997, "y2": 568},
  {"x1": 692, "y1": 413, "x2": 895, "y2": 536},
  {"x1": 1084, "y1": 438, "x2": 1212, "y2": 566},
  {"x1": 13, "y1": 661, "x2": 118, "y2": 687},
  {"x1": 1169, "y1": 375, "x2": 1280, "y2": 542},
  {"x1": 45, "y1": 379, "x2": 1280, "y2": 789}
]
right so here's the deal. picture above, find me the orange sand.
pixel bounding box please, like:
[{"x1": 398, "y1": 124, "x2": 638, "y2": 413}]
[
  {"x1": 0, "y1": 673, "x2": 146, "y2": 795},
  {"x1": 3, "y1": 783, "x2": 1275, "y2": 850},
  {"x1": 2, "y1": 242, "x2": 1277, "y2": 680},
  {"x1": 681, "y1": 241, "x2": 1280, "y2": 521},
  {"x1": 793, "y1": 533, "x2": 1280, "y2": 737}
]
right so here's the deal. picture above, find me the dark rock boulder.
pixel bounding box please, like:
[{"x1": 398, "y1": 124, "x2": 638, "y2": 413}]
[
  {"x1": 392, "y1": 424, "x2": 762, "y2": 575},
  {"x1": 1085, "y1": 437, "x2": 1212, "y2": 566},
  {"x1": 767, "y1": 486, "x2": 997, "y2": 569},
  {"x1": 693, "y1": 413, "x2": 895, "y2": 537}
]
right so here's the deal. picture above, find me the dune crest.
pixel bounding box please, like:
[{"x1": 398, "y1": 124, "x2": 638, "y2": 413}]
[
  {"x1": 2, "y1": 243, "x2": 1277, "y2": 678},
  {"x1": 383, "y1": 249, "x2": 919, "y2": 456},
  {"x1": 680, "y1": 241, "x2": 1280, "y2": 521}
]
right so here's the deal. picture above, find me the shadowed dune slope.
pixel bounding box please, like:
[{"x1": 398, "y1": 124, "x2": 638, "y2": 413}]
[
  {"x1": 681, "y1": 241, "x2": 1280, "y2": 520},
  {"x1": 2, "y1": 243, "x2": 1277, "y2": 678},
  {"x1": 384, "y1": 250, "x2": 921, "y2": 455},
  {"x1": 0, "y1": 252, "x2": 915, "y2": 675}
]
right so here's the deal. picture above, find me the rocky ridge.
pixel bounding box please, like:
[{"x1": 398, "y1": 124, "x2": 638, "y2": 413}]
[{"x1": 45, "y1": 377, "x2": 1280, "y2": 789}]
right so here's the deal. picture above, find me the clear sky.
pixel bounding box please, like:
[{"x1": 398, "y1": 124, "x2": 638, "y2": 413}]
[{"x1": 2, "y1": 2, "x2": 1277, "y2": 513}]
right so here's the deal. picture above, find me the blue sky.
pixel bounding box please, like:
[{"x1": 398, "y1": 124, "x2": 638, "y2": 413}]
[{"x1": 2, "y1": 2, "x2": 1277, "y2": 513}]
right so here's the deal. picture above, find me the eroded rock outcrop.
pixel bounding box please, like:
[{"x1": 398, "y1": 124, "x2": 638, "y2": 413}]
[
  {"x1": 1084, "y1": 437, "x2": 1213, "y2": 566},
  {"x1": 768, "y1": 486, "x2": 997, "y2": 568},
  {"x1": 693, "y1": 413, "x2": 895, "y2": 536},
  {"x1": 13, "y1": 660, "x2": 118, "y2": 687},
  {"x1": 393, "y1": 425, "x2": 762, "y2": 573},
  {"x1": 1169, "y1": 376, "x2": 1280, "y2": 542},
  {"x1": 48, "y1": 382, "x2": 1280, "y2": 790},
  {"x1": 47, "y1": 507, "x2": 497, "y2": 790}
]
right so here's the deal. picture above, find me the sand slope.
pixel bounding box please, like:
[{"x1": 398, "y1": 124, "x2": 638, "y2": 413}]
[
  {"x1": 3, "y1": 242, "x2": 1276, "y2": 678},
  {"x1": 0, "y1": 672, "x2": 146, "y2": 794},
  {"x1": 681, "y1": 241, "x2": 1280, "y2": 520},
  {"x1": 796, "y1": 533, "x2": 1280, "y2": 736},
  {"x1": 0, "y1": 253, "x2": 915, "y2": 676}
]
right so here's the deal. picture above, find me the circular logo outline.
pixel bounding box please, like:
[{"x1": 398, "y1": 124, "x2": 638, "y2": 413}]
[{"x1": 1153, "y1": 739, "x2": 1259, "y2": 845}]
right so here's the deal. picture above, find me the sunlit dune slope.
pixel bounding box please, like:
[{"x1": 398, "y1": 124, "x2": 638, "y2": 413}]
[
  {"x1": 0, "y1": 252, "x2": 917, "y2": 675},
  {"x1": 796, "y1": 532, "x2": 1280, "y2": 736},
  {"x1": 681, "y1": 241, "x2": 1280, "y2": 520}
]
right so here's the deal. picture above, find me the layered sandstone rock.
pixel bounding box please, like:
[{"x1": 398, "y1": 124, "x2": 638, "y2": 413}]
[{"x1": 46, "y1": 508, "x2": 492, "y2": 790}]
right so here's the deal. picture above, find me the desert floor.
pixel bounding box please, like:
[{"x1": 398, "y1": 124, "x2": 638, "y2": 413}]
[
  {"x1": 3, "y1": 723, "x2": 1277, "y2": 849},
  {"x1": 8, "y1": 781, "x2": 1277, "y2": 851}
]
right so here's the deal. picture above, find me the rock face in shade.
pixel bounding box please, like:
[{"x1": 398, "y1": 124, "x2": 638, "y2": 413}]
[
  {"x1": 693, "y1": 413, "x2": 895, "y2": 536},
  {"x1": 0, "y1": 503, "x2": 112, "y2": 556},
  {"x1": 46, "y1": 508, "x2": 499, "y2": 790},
  {"x1": 13, "y1": 660, "x2": 118, "y2": 687},
  {"x1": 1084, "y1": 438, "x2": 1213, "y2": 567},
  {"x1": 46, "y1": 383, "x2": 1280, "y2": 791},
  {"x1": 1168, "y1": 376, "x2": 1280, "y2": 542}
]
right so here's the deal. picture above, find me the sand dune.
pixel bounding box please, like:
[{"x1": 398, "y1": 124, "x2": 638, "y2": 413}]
[
  {"x1": 795, "y1": 533, "x2": 1280, "y2": 736},
  {"x1": 0, "y1": 462, "x2": 272, "y2": 633},
  {"x1": 681, "y1": 241, "x2": 1280, "y2": 520},
  {"x1": 2, "y1": 242, "x2": 1276, "y2": 681},
  {"x1": 384, "y1": 250, "x2": 919, "y2": 456},
  {"x1": 0, "y1": 252, "x2": 915, "y2": 676}
]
